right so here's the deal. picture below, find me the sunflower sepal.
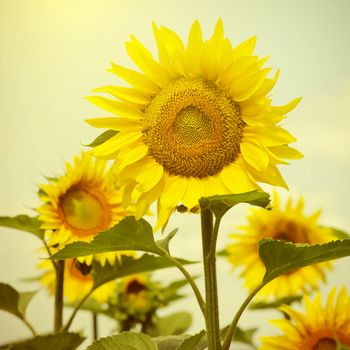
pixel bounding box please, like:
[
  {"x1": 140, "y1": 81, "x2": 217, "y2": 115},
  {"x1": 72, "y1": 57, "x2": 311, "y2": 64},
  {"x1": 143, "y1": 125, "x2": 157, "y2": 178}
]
[
  {"x1": 199, "y1": 190, "x2": 270, "y2": 218},
  {"x1": 85, "y1": 129, "x2": 118, "y2": 148}
]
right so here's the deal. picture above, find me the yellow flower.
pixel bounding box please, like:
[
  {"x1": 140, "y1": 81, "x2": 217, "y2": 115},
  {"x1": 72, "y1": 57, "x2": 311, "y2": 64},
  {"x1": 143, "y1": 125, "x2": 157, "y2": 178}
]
[
  {"x1": 87, "y1": 19, "x2": 302, "y2": 230},
  {"x1": 226, "y1": 192, "x2": 334, "y2": 299},
  {"x1": 37, "y1": 152, "x2": 133, "y2": 265},
  {"x1": 122, "y1": 275, "x2": 151, "y2": 313},
  {"x1": 39, "y1": 259, "x2": 115, "y2": 303},
  {"x1": 260, "y1": 287, "x2": 350, "y2": 349}
]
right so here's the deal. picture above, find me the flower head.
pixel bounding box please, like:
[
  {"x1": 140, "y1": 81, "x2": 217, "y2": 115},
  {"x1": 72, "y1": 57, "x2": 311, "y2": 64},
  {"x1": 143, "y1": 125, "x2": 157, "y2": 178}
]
[
  {"x1": 87, "y1": 20, "x2": 302, "y2": 230},
  {"x1": 37, "y1": 152, "x2": 133, "y2": 265},
  {"x1": 39, "y1": 259, "x2": 115, "y2": 303},
  {"x1": 226, "y1": 192, "x2": 335, "y2": 299},
  {"x1": 260, "y1": 287, "x2": 350, "y2": 349}
]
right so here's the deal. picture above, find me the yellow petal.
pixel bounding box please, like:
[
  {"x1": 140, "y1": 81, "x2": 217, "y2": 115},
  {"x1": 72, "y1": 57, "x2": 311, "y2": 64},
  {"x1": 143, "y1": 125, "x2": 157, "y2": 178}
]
[
  {"x1": 244, "y1": 125, "x2": 297, "y2": 146},
  {"x1": 233, "y1": 36, "x2": 256, "y2": 57},
  {"x1": 109, "y1": 62, "x2": 160, "y2": 94},
  {"x1": 160, "y1": 175, "x2": 188, "y2": 209},
  {"x1": 181, "y1": 177, "x2": 201, "y2": 210},
  {"x1": 86, "y1": 117, "x2": 142, "y2": 130},
  {"x1": 91, "y1": 130, "x2": 142, "y2": 158},
  {"x1": 231, "y1": 68, "x2": 271, "y2": 102},
  {"x1": 220, "y1": 162, "x2": 258, "y2": 193},
  {"x1": 268, "y1": 145, "x2": 303, "y2": 160},
  {"x1": 136, "y1": 159, "x2": 164, "y2": 193},
  {"x1": 186, "y1": 20, "x2": 203, "y2": 75},
  {"x1": 93, "y1": 86, "x2": 151, "y2": 105},
  {"x1": 271, "y1": 97, "x2": 302, "y2": 115},
  {"x1": 86, "y1": 96, "x2": 143, "y2": 118},
  {"x1": 114, "y1": 143, "x2": 149, "y2": 174},
  {"x1": 240, "y1": 140, "x2": 270, "y2": 170},
  {"x1": 247, "y1": 162, "x2": 288, "y2": 189},
  {"x1": 125, "y1": 36, "x2": 170, "y2": 86},
  {"x1": 249, "y1": 69, "x2": 280, "y2": 101}
]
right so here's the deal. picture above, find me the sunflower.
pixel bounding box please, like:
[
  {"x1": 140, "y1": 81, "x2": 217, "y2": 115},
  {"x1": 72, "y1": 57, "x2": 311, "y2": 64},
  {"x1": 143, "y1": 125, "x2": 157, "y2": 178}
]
[
  {"x1": 37, "y1": 152, "x2": 133, "y2": 265},
  {"x1": 86, "y1": 19, "x2": 302, "y2": 230},
  {"x1": 226, "y1": 192, "x2": 335, "y2": 299},
  {"x1": 39, "y1": 259, "x2": 115, "y2": 303},
  {"x1": 260, "y1": 287, "x2": 350, "y2": 349}
]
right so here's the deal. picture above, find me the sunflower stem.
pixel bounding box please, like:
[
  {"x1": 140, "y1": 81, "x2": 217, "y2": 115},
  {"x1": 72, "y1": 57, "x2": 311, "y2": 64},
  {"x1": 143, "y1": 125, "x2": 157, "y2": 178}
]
[
  {"x1": 54, "y1": 259, "x2": 65, "y2": 332},
  {"x1": 222, "y1": 282, "x2": 266, "y2": 350},
  {"x1": 201, "y1": 208, "x2": 221, "y2": 350},
  {"x1": 63, "y1": 288, "x2": 93, "y2": 332},
  {"x1": 162, "y1": 254, "x2": 206, "y2": 315},
  {"x1": 92, "y1": 312, "x2": 98, "y2": 340}
]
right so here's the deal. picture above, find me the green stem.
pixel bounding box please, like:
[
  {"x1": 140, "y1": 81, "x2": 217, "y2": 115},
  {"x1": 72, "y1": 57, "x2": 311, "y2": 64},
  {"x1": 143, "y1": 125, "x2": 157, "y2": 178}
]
[
  {"x1": 54, "y1": 260, "x2": 65, "y2": 332},
  {"x1": 22, "y1": 317, "x2": 37, "y2": 336},
  {"x1": 163, "y1": 254, "x2": 206, "y2": 315},
  {"x1": 222, "y1": 282, "x2": 265, "y2": 350},
  {"x1": 201, "y1": 208, "x2": 221, "y2": 350},
  {"x1": 92, "y1": 312, "x2": 98, "y2": 340},
  {"x1": 63, "y1": 289, "x2": 93, "y2": 332}
]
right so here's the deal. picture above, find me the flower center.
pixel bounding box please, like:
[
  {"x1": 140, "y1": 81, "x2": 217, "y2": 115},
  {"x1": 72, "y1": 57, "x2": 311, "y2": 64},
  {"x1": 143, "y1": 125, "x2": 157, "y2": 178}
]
[
  {"x1": 68, "y1": 259, "x2": 93, "y2": 281},
  {"x1": 59, "y1": 186, "x2": 111, "y2": 237},
  {"x1": 273, "y1": 221, "x2": 310, "y2": 243},
  {"x1": 313, "y1": 338, "x2": 337, "y2": 350},
  {"x1": 143, "y1": 77, "x2": 244, "y2": 178}
]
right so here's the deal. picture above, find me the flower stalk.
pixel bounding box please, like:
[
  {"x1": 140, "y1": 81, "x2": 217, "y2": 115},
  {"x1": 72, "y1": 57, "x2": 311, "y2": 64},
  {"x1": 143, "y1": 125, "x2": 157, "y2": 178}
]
[
  {"x1": 54, "y1": 259, "x2": 65, "y2": 332},
  {"x1": 201, "y1": 208, "x2": 221, "y2": 349}
]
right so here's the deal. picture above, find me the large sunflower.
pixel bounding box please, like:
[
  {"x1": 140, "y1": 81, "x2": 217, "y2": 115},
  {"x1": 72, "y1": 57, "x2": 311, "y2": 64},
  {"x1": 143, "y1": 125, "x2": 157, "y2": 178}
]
[
  {"x1": 260, "y1": 287, "x2": 350, "y2": 349},
  {"x1": 87, "y1": 19, "x2": 302, "y2": 230},
  {"x1": 37, "y1": 152, "x2": 133, "y2": 265},
  {"x1": 226, "y1": 192, "x2": 335, "y2": 299},
  {"x1": 39, "y1": 259, "x2": 115, "y2": 303}
]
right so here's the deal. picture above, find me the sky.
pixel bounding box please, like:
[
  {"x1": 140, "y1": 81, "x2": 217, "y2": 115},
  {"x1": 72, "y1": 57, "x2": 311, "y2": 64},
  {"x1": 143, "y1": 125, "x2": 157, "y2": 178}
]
[{"x1": 1, "y1": 0, "x2": 350, "y2": 348}]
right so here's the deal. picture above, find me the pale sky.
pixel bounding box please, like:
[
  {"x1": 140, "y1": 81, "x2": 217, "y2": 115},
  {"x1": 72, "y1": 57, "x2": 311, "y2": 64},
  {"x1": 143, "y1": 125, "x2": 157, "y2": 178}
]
[{"x1": 1, "y1": 0, "x2": 350, "y2": 348}]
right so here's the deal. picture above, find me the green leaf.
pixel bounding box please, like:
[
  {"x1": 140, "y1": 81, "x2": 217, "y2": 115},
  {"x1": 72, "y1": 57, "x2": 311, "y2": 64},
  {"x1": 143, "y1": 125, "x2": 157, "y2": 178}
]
[
  {"x1": 7, "y1": 332, "x2": 84, "y2": 350},
  {"x1": 0, "y1": 215, "x2": 44, "y2": 240},
  {"x1": 231, "y1": 327, "x2": 257, "y2": 345},
  {"x1": 217, "y1": 249, "x2": 228, "y2": 257},
  {"x1": 148, "y1": 312, "x2": 192, "y2": 337},
  {"x1": 329, "y1": 227, "x2": 350, "y2": 239},
  {"x1": 154, "y1": 336, "x2": 185, "y2": 350},
  {"x1": 220, "y1": 326, "x2": 257, "y2": 346},
  {"x1": 52, "y1": 217, "x2": 161, "y2": 260},
  {"x1": 92, "y1": 254, "x2": 196, "y2": 289},
  {"x1": 199, "y1": 191, "x2": 270, "y2": 217},
  {"x1": 86, "y1": 129, "x2": 118, "y2": 147},
  {"x1": 17, "y1": 291, "x2": 38, "y2": 315},
  {"x1": 175, "y1": 331, "x2": 206, "y2": 350},
  {"x1": 86, "y1": 332, "x2": 157, "y2": 350},
  {"x1": 0, "y1": 283, "x2": 36, "y2": 320},
  {"x1": 249, "y1": 295, "x2": 302, "y2": 310},
  {"x1": 338, "y1": 343, "x2": 350, "y2": 350},
  {"x1": 156, "y1": 228, "x2": 178, "y2": 254},
  {"x1": 259, "y1": 239, "x2": 350, "y2": 283}
]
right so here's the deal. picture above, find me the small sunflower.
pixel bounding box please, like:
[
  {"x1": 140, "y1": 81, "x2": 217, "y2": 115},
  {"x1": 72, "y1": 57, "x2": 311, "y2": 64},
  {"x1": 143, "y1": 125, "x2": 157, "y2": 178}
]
[
  {"x1": 86, "y1": 19, "x2": 302, "y2": 230},
  {"x1": 226, "y1": 192, "x2": 335, "y2": 299},
  {"x1": 260, "y1": 287, "x2": 350, "y2": 350},
  {"x1": 39, "y1": 259, "x2": 115, "y2": 303},
  {"x1": 37, "y1": 152, "x2": 133, "y2": 265}
]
